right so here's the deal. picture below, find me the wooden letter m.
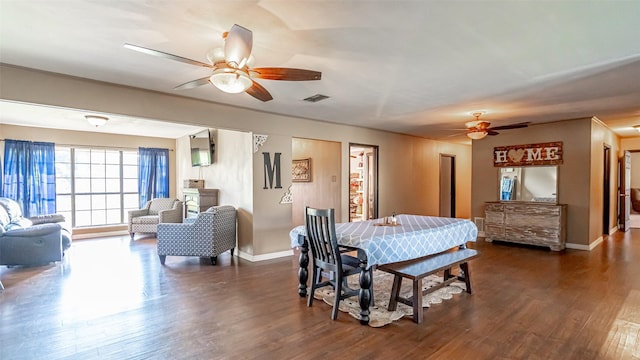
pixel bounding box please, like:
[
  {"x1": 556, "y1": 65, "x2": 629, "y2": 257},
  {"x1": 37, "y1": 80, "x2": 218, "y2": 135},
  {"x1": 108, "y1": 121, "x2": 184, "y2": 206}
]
[{"x1": 262, "y1": 152, "x2": 282, "y2": 189}]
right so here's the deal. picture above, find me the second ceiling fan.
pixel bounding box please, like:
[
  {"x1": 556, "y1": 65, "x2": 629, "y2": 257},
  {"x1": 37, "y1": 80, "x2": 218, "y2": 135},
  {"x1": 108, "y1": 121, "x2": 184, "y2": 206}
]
[
  {"x1": 465, "y1": 112, "x2": 529, "y2": 140},
  {"x1": 124, "y1": 24, "x2": 321, "y2": 102}
]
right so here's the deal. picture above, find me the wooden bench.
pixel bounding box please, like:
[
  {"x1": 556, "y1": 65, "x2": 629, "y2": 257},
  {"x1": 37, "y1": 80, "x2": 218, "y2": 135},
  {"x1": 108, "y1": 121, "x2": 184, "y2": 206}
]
[{"x1": 377, "y1": 248, "x2": 479, "y2": 324}]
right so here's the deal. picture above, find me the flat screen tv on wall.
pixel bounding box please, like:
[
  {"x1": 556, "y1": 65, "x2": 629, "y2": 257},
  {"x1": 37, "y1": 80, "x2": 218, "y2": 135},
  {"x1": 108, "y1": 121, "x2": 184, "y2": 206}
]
[{"x1": 190, "y1": 129, "x2": 215, "y2": 167}]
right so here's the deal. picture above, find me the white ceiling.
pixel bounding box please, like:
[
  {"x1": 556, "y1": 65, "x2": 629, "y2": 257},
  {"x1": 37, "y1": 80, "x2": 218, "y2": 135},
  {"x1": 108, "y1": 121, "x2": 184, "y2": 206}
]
[
  {"x1": 0, "y1": 100, "x2": 206, "y2": 138},
  {"x1": 1, "y1": 1, "x2": 639, "y2": 141}
]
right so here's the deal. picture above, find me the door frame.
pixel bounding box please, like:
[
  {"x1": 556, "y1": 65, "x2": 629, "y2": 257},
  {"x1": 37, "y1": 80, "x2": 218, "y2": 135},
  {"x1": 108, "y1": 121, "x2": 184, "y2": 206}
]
[
  {"x1": 603, "y1": 144, "x2": 611, "y2": 235},
  {"x1": 348, "y1": 143, "x2": 378, "y2": 221},
  {"x1": 619, "y1": 150, "x2": 632, "y2": 231},
  {"x1": 439, "y1": 154, "x2": 456, "y2": 217}
]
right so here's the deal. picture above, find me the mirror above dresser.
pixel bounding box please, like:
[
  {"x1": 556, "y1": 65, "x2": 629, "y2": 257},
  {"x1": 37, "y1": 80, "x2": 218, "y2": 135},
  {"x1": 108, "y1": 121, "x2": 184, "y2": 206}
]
[{"x1": 499, "y1": 166, "x2": 557, "y2": 203}]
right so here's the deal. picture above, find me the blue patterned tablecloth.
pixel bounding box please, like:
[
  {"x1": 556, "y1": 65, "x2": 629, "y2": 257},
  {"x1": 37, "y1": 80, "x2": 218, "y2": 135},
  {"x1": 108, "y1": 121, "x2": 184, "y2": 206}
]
[{"x1": 290, "y1": 214, "x2": 478, "y2": 268}]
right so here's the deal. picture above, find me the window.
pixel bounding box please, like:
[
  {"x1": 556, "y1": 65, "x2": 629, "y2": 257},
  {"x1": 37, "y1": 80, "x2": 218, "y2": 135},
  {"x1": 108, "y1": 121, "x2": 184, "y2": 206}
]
[{"x1": 55, "y1": 146, "x2": 139, "y2": 227}]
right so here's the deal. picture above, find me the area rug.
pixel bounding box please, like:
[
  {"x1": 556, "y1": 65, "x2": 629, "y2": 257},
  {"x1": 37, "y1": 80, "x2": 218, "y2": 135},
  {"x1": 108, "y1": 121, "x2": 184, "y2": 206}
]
[{"x1": 313, "y1": 271, "x2": 466, "y2": 327}]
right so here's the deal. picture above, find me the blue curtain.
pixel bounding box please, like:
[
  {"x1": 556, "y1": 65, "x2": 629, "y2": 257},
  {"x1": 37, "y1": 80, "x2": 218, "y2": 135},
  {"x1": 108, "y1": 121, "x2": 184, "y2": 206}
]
[
  {"x1": 138, "y1": 147, "x2": 169, "y2": 207},
  {"x1": 2, "y1": 140, "x2": 56, "y2": 217}
]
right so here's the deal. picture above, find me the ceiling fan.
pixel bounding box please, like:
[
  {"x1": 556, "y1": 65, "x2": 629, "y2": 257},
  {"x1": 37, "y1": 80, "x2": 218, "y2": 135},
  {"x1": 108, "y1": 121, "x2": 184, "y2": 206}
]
[
  {"x1": 465, "y1": 112, "x2": 529, "y2": 140},
  {"x1": 124, "y1": 24, "x2": 322, "y2": 102}
]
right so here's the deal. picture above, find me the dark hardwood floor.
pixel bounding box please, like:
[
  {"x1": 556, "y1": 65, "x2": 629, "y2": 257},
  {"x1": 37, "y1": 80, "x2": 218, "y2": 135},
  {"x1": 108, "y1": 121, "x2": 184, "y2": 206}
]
[{"x1": 1, "y1": 230, "x2": 639, "y2": 359}]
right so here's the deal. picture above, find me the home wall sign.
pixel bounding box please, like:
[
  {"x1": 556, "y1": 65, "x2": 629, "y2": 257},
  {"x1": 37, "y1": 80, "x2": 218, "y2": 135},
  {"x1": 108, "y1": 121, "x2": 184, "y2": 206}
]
[{"x1": 493, "y1": 141, "x2": 563, "y2": 167}]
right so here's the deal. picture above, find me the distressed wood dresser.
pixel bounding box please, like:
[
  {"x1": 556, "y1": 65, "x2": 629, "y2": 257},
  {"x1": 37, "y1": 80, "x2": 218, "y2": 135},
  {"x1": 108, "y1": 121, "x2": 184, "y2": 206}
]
[
  {"x1": 183, "y1": 188, "x2": 219, "y2": 218},
  {"x1": 484, "y1": 201, "x2": 567, "y2": 251}
]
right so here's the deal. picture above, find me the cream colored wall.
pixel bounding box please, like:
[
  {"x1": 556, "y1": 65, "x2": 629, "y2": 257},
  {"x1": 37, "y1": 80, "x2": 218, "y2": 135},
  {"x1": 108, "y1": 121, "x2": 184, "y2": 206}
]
[
  {"x1": 252, "y1": 133, "x2": 293, "y2": 257},
  {"x1": 291, "y1": 138, "x2": 342, "y2": 227},
  {"x1": 175, "y1": 129, "x2": 253, "y2": 254},
  {"x1": 630, "y1": 153, "x2": 640, "y2": 189},
  {"x1": 0, "y1": 64, "x2": 472, "y2": 258},
  {"x1": 620, "y1": 138, "x2": 640, "y2": 188},
  {"x1": 425, "y1": 141, "x2": 472, "y2": 218},
  {"x1": 620, "y1": 137, "x2": 640, "y2": 152},
  {"x1": 471, "y1": 117, "x2": 610, "y2": 247},
  {"x1": 0, "y1": 123, "x2": 178, "y2": 199}
]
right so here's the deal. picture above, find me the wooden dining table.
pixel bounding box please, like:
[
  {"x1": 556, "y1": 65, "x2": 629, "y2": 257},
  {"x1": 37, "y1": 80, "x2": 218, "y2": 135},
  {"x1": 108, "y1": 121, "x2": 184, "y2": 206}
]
[{"x1": 290, "y1": 214, "x2": 478, "y2": 325}]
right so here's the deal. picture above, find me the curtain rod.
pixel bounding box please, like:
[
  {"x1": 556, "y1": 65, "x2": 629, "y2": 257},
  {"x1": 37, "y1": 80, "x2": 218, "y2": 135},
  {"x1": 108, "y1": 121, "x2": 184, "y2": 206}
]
[{"x1": 0, "y1": 139, "x2": 174, "y2": 151}]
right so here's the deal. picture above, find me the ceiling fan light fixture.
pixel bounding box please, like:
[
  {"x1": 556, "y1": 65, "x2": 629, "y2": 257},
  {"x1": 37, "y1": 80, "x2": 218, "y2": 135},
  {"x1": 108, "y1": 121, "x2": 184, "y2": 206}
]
[
  {"x1": 467, "y1": 130, "x2": 488, "y2": 140},
  {"x1": 210, "y1": 68, "x2": 252, "y2": 94},
  {"x1": 85, "y1": 115, "x2": 108, "y2": 127}
]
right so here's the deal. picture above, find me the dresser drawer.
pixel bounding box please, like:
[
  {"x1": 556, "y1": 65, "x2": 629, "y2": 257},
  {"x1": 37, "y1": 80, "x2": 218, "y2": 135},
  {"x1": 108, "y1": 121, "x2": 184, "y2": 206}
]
[
  {"x1": 506, "y1": 212, "x2": 559, "y2": 230},
  {"x1": 505, "y1": 226, "x2": 562, "y2": 244},
  {"x1": 485, "y1": 224, "x2": 505, "y2": 239},
  {"x1": 485, "y1": 211, "x2": 505, "y2": 225}
]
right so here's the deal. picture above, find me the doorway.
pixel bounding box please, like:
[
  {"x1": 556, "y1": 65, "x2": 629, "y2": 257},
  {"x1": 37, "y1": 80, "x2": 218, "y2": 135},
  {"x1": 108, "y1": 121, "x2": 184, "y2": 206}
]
[
  {"x1": 623, "y1": 150, "x2": 640, "y2": 229},
  {"x1": 439, "y1": 154, "x2": 456, "y2": 217},
  {"x1": 349, "y1": 144, "x2": 378, "y2": 222},
  {"x1": 618, "y1": 150, "x2": 631, "y2": 231}
]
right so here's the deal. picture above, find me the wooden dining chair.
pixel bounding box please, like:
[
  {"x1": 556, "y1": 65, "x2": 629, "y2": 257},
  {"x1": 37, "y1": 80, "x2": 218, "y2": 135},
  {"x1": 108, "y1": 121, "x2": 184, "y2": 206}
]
[{"x1": 305, "y1": 206, "x2": 363, "y2": 320}]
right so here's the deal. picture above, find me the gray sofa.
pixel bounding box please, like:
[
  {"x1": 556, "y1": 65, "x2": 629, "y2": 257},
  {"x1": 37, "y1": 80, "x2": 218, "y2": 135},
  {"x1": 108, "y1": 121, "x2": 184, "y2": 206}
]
[{"x1": 0, "y1": 197, "x2": 72, "y2": 266}]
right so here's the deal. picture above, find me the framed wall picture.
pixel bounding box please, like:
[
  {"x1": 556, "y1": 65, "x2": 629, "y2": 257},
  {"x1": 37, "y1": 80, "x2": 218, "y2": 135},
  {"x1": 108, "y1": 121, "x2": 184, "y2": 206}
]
[{"x1": 292, "y1": 158, "x2": 311, "y2": 182}]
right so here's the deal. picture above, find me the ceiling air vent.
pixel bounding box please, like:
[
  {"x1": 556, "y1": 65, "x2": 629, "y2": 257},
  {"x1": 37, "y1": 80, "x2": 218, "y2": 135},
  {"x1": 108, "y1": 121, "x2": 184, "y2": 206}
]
[{"x1": 303, "y1": 94, "x2": 329, "y2": 103}]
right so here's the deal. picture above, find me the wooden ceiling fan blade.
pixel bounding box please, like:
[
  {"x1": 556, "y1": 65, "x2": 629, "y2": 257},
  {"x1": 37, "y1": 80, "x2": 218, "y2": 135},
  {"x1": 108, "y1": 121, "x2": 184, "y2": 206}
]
[
  {"x1": 447, "y1": 131, "x2": 469, "y2": 138},
  {"x1": 246, "y1": 81, "x2": 273, "y2": 102},
  {"x1": 124, "y1": 43, "x2": 212, "y2": 68},
  {"x1": 224, "y1": 24, "x2": 253, "y2": 68},
  {"x1": 490, "y1": 122, "x2": 530, "y2": 131},
  {"x1": 252, "y1": 67, "x2": 322, "y2": 81},
  {"x1": 487, "y1": 130, "x2": 500, "y2": 136},
  {"x1": 174, "y1": 77, "x2": 211, "y2": 90}
]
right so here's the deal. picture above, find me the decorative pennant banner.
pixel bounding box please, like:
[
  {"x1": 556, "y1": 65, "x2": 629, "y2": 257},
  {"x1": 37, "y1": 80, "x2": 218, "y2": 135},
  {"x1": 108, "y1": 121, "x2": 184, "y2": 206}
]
[{"x1": 494, "y1": 142, "x2": 563, "y2": 167}]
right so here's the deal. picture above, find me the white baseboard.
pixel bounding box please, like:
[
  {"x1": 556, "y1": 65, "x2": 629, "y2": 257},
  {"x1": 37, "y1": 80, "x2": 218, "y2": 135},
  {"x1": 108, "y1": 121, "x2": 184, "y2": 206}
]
[
  {"x1": 566, "y1": 236, "x2": 603, "y2": 251},
  {"x1": 473, "y1": 217, "x2": 485, "y2": 238},
  {"x1": 72, "y1": 230, "x2": 129, "y2": 240},
  {"x1": 237, "y1": 249, "x2": 294, "y2": 262}
]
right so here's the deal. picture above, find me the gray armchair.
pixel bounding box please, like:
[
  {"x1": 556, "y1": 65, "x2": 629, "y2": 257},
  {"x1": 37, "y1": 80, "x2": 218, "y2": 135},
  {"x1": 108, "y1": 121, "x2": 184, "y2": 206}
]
[
  {"x1": 157, "y1": 205, "x2": 237, "y2": 265},
  {"x1": 128, "y1": 198, "x2": 183, "y2": 239}
]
